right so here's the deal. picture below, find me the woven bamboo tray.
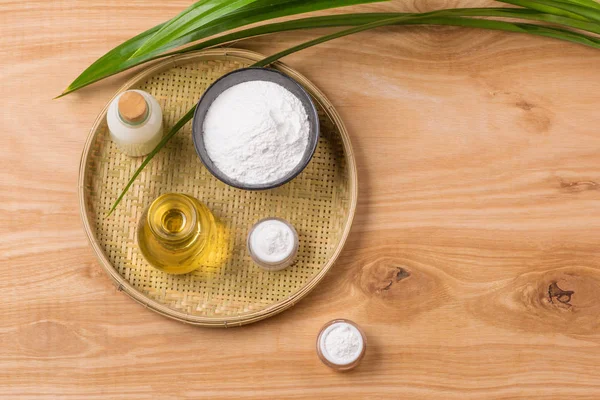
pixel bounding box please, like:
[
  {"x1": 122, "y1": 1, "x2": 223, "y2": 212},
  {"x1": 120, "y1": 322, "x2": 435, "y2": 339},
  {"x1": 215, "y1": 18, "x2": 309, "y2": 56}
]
[{"x1": 79, "y1": 49, "x2": 357, "y2": 327}]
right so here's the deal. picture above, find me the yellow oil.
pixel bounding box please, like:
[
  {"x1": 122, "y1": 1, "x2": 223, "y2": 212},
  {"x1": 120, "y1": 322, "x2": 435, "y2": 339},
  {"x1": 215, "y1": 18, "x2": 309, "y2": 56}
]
[{"x1": 137, "y1": 193, "x2": 220, "y2": 274}]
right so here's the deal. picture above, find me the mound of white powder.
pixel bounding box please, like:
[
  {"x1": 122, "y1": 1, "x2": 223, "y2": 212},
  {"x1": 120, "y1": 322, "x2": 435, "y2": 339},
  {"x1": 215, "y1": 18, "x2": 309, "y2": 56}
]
[
  {"x1": 203, "y1": 80, "x2": 310, "y2": 185},
  {"x1": 322, "y1": 323, "x2": 363, "y2": 364}
]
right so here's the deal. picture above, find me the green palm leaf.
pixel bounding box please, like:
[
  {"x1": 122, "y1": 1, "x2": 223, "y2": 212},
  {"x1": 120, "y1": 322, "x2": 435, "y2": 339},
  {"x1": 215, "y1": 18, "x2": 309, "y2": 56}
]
[
  {"x1": 555, "y1": 0, "x2": 600, "y2": 10},
  {"x1": 498, "y1": 0, "x2": 600, "y2": 21},
  {"x1": 61, "y1": 4, "x2": 600, "y2": 98},
  {"x1": 61, "y1": 0, "x2": 386, "y2": 96}
]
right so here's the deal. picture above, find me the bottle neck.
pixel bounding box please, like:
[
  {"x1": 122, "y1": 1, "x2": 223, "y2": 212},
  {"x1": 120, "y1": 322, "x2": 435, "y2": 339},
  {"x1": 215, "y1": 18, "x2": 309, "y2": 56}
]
[{"x1": 147, "y1": 194, "x2": 198, "y2": 245}]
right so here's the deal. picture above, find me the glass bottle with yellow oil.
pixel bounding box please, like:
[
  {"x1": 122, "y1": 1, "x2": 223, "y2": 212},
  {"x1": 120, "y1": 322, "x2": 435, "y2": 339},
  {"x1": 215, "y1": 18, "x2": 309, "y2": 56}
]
[{"x1": 137, "y1": 193, "x2": 217, "y2": 274}]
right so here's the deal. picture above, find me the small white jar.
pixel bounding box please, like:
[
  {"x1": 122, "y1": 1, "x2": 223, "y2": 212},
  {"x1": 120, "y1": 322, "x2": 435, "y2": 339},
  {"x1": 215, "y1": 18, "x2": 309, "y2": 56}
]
[
  {"x1": 316, "y1": 319, "x2": 367, "y2": 371},
  {"x1": 107, "y1": 89, "x2": 163, "y2": 157},
  {"x1": 247, "y1": 218, "x2": 299, "y2": 271}
]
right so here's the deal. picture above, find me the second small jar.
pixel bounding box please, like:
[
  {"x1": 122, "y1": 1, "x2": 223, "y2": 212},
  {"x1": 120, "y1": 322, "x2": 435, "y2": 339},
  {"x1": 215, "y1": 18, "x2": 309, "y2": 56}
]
[
  {"x1": 316, "y1": 319, "x2": 367, "y2": 371},
  {"x1": 247, "y1": 218, "x2": 298, "y2": 271}
]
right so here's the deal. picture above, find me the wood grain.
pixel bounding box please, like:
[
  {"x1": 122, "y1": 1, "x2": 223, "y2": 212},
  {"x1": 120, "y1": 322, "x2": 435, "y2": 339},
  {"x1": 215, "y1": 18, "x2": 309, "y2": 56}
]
[{"x1": 2, "y1": 0, "x2": 600, "y2": 398}]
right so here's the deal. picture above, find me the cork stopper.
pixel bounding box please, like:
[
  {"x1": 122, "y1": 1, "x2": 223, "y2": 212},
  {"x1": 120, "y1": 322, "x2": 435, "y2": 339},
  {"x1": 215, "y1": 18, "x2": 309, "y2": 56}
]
[{"x1": 118, "y1": 91, "x2": 148, "y2": 124}]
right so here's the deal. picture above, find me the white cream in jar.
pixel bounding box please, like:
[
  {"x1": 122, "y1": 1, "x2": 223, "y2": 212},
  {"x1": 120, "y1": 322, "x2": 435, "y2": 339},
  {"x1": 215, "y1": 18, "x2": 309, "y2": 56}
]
[
  {"x1": 247, "y1": 218, "x2": 298, "y2": 271},
  {"x1": 316, "y1": 320, "x2": 367, "y2": 371}
]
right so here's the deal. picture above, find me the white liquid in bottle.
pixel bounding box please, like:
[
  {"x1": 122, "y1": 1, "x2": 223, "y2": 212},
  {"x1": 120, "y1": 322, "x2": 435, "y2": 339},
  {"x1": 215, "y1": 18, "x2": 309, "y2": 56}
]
[{"x1": 107, "y1": 90, "x2": 163, "y2": 157}]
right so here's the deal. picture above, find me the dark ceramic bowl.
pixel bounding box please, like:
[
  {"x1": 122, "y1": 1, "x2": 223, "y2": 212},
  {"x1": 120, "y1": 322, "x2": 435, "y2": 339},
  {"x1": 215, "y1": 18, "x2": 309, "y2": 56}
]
[{"x1": 192, "y1": 67, "x2": 320, "y2": 190}]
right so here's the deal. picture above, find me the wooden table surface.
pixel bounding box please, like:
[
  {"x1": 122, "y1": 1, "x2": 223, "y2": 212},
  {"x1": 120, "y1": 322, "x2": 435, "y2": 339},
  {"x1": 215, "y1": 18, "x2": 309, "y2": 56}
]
[{"x1": 3, "y1": 1, "x2": 600, "y2": 398}]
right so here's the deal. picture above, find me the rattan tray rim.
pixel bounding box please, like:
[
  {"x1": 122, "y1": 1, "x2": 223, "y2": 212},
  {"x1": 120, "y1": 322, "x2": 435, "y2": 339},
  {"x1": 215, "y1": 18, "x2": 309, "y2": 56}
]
[{"x1": 78, "y1": 49, "x2": 358, "y2": 327}]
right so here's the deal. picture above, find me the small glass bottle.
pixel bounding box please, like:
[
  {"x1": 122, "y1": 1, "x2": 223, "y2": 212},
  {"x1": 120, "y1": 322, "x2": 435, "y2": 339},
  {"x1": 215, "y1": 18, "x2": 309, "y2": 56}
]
[
  {"x1": 316, "y1": 319, "x2": 367, "y2": 371},
  {"x1": 247, "y1": 218, "x2": 299, "y2": 271},
  {"x1": 107, "y1": 89, "x2": 163, "y2": 157},
  {"x1": 137, "y1": 193, "x2": 217, "y2": 274}
]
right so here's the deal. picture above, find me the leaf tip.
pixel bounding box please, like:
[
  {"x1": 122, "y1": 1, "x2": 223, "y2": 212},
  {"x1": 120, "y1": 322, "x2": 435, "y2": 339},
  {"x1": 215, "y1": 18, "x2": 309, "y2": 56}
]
[{"x1": 54, "y1": 87, "x2": 73, "y2": 99}]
